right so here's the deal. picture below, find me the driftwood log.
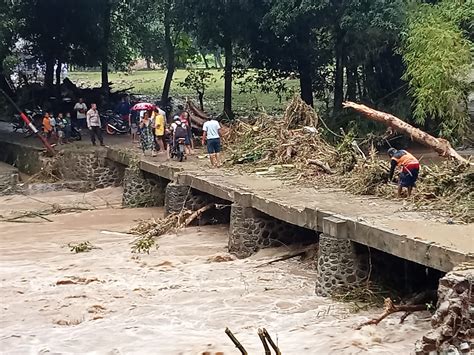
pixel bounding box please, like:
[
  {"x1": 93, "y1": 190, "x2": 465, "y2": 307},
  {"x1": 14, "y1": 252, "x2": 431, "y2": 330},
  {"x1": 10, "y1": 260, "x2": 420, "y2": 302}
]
[
  {"x1": 225, "y1": 328, "x2": 248, "y2": 355},
  {"x1": 307, "y1": 158, "x2": 334, "y2": 174},
  {"x1": 356, "y1": 298, "x2": 427, "y2": 330},
  {"x1": 342, "y1": 101, "x2": 468, "y2": 164}
]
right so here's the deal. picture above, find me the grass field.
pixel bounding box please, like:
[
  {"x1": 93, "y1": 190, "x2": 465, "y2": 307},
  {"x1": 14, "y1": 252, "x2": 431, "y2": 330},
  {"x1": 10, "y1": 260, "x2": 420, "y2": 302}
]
[{"x1": 68, "y1": 69, "x2": 299, "y2": 115}]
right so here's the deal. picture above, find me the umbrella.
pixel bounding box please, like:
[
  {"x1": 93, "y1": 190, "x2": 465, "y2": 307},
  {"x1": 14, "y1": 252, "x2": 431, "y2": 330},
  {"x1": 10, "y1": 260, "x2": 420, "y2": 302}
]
[{"x1": 131, "y1": 102, "x2": 156, "y2": 111}]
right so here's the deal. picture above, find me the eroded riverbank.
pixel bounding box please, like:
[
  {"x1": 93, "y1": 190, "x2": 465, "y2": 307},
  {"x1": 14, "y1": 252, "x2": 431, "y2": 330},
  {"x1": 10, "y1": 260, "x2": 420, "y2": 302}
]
[{"x1": 0, "y1": 187, "x2": 432, "y2": 354}]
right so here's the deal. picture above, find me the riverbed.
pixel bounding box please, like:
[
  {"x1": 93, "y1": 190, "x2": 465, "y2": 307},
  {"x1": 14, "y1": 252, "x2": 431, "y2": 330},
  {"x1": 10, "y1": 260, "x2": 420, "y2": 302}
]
[{"x1": 0, "y1": 187, "x2": 431, "y2": 354}]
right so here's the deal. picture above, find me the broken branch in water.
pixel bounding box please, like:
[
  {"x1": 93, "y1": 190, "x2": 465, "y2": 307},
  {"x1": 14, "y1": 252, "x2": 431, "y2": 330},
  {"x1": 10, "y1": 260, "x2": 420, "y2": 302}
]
[
  {"x1": 356, "y1": 298, "x2": 427, "y2": 329},
  {"x1": 263, "y1": 328, "x2": 281, "y2": 355},
  {"x1": 258, "y1": 329, "x2": 271, "y2": 355},
  {"x1": 225, "y1": 327, "x2": 248, "y2": 355},
  {"x1": 184, "y1": 203, "x2": 215, "y2": 225}
]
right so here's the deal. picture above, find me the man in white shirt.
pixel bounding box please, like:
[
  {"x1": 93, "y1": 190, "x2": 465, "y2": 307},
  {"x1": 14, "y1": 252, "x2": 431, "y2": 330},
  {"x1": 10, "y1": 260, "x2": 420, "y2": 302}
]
[
  {"x1": 202, "y1": 115, "x2": 222, "y2": 167},
  {"x1": 86, "y1": 103, "x2": 104, "y2": 146},
  {"x1": 73, "y1": 98, "x2": 87, "y2": 129}
]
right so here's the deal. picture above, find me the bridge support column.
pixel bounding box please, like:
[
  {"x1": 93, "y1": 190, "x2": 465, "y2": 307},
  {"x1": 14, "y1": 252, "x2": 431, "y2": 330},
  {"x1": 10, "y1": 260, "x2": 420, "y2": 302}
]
[
  {"x1": 122, "y1": 167, "x2": 166, "y2": 207},
  {"x1": 164, "y1": 182, "x2": 190, "y2": 215},
  {"x1": 229, "y1": 203, "x2": 316, "y2": 258},
  {"x1": 316, "y1": 216, "x2": 368, "y2": 296}
]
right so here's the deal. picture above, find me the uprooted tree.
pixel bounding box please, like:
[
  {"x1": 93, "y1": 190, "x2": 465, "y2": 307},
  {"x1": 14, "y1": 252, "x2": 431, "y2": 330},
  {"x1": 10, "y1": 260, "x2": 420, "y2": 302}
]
[{"x1": 342, "y1": 101, "x2": 469, "y2": 164}]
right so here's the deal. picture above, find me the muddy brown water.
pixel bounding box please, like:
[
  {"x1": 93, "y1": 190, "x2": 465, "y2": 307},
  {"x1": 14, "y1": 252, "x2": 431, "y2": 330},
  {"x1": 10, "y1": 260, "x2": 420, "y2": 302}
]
[{"x1": 0, "y1": 188, "x2": 431, "y2": 354}]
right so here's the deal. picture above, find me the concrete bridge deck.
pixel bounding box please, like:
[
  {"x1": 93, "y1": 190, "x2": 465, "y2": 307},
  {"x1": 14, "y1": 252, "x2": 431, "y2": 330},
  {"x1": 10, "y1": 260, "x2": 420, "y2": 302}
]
[
  {"x1": 107, "y1": 148, "x2": 473, "y2": 273},
  {"x1": 0, "y1": 128, "x2": 471, "y2": 273}
]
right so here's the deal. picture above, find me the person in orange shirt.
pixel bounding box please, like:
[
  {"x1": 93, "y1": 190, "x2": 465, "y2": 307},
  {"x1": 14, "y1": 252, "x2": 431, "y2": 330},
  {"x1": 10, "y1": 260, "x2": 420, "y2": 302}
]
[
  {"x1": 42, "y1": 112, "x2": 53, "y2": 141},
  {"x1": 388, "y1": 148, "x2": 420, "y2": 198}
]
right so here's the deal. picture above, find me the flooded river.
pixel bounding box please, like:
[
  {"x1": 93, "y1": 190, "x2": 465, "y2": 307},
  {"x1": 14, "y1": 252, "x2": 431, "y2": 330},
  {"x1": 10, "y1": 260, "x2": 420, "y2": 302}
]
[{"x1": 0, "y1": 188, "x2": 431, "y2": 354}]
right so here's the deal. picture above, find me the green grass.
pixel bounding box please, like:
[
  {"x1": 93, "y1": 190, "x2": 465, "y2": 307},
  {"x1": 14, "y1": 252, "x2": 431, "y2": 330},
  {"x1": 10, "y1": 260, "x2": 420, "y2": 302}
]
[{"x1": 68, "y1": 69, "x2": 298, "y2": 115}]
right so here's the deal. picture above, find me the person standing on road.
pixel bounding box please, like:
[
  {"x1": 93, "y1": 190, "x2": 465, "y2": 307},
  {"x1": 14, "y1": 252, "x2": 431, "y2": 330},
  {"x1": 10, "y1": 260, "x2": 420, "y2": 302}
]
[
  {"x1": 86, "y1": 103, "x2": 104, "y2": 146},
  {"x1": 202, "y1": 115, "x2": 222, "y2": 167},
  {"x1": 139, "y1": 112, "x2": 156, "y2": 156},
  {"x1": 387, "y1": 148, "x2": 420, "y2": 198},
  {"x1": 153, "y1": 108, "x2": 166, "y2": 153},
  {"x1": 116, "y1": 96, "x2": 131, "y2": 125},
  {"x1": 73, "y1": 98, "x2": 87, "y2": 129}
]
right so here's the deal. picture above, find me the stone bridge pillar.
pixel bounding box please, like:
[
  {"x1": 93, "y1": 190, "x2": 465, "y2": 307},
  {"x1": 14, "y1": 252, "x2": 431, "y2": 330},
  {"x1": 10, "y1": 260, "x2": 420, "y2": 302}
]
[
  {"x1": 315, "y1": 217, "x2": 369, "y2": 297},
  {"x1": 229, "y1": 203, "x2": 316, "y2": 258},
  {"x1": 164, "y1": 183, "x2": 231, "y2": 225},
  {"x1": 122, "y1": 167, "x2": 167, "y2": 207}
]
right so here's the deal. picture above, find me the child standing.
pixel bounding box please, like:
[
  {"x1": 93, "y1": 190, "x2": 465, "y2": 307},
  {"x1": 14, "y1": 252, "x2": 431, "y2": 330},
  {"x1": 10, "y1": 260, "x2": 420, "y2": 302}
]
[{"x1": 56, "y1": 113, "x2": 66, "y2": 144}]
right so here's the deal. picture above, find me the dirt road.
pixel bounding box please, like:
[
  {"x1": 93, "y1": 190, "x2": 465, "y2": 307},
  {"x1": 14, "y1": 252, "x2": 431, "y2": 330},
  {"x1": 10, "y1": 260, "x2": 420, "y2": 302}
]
[{"x1": 0, "y1": 188, "x2": 430, "y2": 354}]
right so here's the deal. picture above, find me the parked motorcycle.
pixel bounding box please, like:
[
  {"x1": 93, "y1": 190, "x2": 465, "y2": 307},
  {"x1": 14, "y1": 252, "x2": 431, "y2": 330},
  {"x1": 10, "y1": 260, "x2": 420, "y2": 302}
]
[
  {"x1": 12, "y1": 107, "x2": 43, "y2": 137},
  {"x1": 170, "y1": 137, "x2": 186, "y2": 162},
  {"x1": 101, "y1": 110, "x2": 130, "y2": 135}
]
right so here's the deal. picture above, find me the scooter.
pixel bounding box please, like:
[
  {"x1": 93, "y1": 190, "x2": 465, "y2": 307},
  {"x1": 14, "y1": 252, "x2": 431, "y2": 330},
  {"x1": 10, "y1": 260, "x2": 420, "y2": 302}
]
[
  {"x1": 170, "y1": 137, "x2": 186, "y2": 162},
  {"x1": 101, "y1": 110, "x2": 130, "y2": 135},
  {"x1": 12, "y1": 107, "x2": 44, "y2": 137}
]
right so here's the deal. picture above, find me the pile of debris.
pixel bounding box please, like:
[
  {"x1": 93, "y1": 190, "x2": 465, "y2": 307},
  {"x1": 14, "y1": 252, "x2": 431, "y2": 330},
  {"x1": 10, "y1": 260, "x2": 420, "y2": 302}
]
[
  {"x1": 226, "y1": 95, "x2": 337, "y2": 180},
  {"x1": 225, "y1": 96, "x2": 473, "y2": 222}
]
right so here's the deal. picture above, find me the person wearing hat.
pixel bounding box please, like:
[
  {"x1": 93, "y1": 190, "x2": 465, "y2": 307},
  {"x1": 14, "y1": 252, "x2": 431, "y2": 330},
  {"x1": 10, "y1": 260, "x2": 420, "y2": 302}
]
[{"x1": 387, "y1": 148, "x2": 420, "y2": 197}]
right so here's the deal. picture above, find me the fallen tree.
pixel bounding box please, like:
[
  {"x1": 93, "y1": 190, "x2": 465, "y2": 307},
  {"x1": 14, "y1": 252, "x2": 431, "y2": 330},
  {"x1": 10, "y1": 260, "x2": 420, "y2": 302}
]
[{"x1": 342, "y1": 101, "x2": 469, "y2": 164}]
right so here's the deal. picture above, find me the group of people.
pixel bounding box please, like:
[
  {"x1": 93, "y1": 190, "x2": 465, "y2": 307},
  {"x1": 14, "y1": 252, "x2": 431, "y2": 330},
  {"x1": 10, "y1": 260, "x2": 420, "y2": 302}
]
[
  {"x1": 42, "y1": 98, "x2": 104, "y2": 146},
  {"x1": 41, "y1": 112, "x2": 72, "y2": 145}
]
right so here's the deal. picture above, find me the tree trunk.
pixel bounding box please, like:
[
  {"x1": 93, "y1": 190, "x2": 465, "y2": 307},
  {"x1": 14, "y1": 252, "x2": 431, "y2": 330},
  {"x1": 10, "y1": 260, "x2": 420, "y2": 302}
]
[
  {"x1": 0, "y1": 62, "x2": 16, "y2": 99},
  {"x1": 44, "y1": 56, "x2": 54, "y2": 89},
  {"x1": 346, "y1": 62, "x2": 357, "y2": 101},
  {"x1": 223, "y1": 36, "x2": 233, "y2": 119},
  {"x1": 296, "y1": 29, "x2": 313, "y2": 106},
  {"x1": 160, "y1": 7, "x2": 175, "y2": 105},
  {"x1": 198, "y1": 92, "x2": 204, "y2": 111},
  {"x1": 146, "y1": 58, "x2": 151, "y2": 70},
  {"x1": 55, "y1": 58, "x2": 62, "y2": 95},
  {"x1": 333, "y1": 29, "x2": 345, "y2": 114},
  {"x1": 101, "y1": 0, "x2": 111, "y2": 94},
  {"x1": 297, "y1": 53, "x2": 314, "y2": 107},
  {"x1": 201, "y1": 51, "x2": 209, "y2": 69},
  {"x1": 214, "y1": 49, "x2": 223, "y2": 69},
  {"x1": 343, "y1": 101, "x2": 469, "y2": 163}
]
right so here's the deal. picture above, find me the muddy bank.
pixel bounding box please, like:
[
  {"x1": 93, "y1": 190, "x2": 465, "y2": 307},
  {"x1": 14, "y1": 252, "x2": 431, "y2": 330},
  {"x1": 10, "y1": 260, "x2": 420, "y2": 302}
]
[{"x1": 0, "y1": 188, "x2": 431, "y2": 354}]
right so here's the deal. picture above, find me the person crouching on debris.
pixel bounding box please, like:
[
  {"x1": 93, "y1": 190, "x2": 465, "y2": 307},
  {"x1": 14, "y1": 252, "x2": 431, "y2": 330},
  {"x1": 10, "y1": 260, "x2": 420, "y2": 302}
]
[
  {"x1": 202, "y1": 115, "x2": 222, "y2": 168},
  {"x1": 387, "y1": 148, "x2": 420, "y2": 198}
]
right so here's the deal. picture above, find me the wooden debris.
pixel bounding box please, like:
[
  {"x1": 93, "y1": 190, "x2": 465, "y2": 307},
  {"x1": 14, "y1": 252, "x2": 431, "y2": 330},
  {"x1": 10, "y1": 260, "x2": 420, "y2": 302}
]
[
  {"x1": 225, "y1": 328, "x2": 248, "y2": 355},
  {"x1": 258, "y1": 329, "x2": 271, "y2": 355},
  {"x1": 343, "y1": 101, "x2": 469, "y2": 164},
  {"x1": 308, "y1": 159, "x2": 334, "y2": 174},
  {"x1": 356, "y1": 298, "x2": 427, "y2": 330}
]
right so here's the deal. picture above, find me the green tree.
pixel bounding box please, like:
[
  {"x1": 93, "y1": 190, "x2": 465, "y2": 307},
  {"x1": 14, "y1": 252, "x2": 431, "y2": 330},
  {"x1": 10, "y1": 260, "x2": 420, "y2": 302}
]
[
  {"x1": 180, "y1": 0, "x2": 259, "y2": 119},
  {"x1": 0, "y1": 0, "x2": 19, "y2": 97},
  {"x1": 179, "y1": 69, "x2": 216, "y2": 110},
  {"x1": 402, "y1": 0, "x2": 473, "y2": 141}
]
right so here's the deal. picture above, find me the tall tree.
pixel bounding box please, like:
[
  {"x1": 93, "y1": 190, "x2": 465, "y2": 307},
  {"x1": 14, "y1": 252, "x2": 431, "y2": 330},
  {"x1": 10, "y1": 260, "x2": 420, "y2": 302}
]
[
  {"x1": 0, "y1": 0, "x2": 19, "y2": 97},
  {"x1": 402, "y1": 0, "x2": 472, "y2": 141},
  {"x1": 180, "y1": 0, "x2": 257, "y2": 118}
]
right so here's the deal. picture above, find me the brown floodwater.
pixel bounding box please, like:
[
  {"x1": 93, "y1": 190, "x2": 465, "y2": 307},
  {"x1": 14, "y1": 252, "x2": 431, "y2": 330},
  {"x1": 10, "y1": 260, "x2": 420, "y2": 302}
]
[{"x1": 0, "y1": 188, "x2": 431, "y2": 354}]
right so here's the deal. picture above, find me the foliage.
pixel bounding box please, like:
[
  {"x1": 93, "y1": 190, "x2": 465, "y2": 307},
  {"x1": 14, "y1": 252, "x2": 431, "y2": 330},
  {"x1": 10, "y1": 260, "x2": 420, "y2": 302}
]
[
  {"x1": 402, "y1": 0, "x2": 473, "y2": 142},
  {"x1": 235, "y1": 68, "x2": 295, "y2": 104},
  {"x1": 179, "y1": 69, "x2": 215, "y2": 109},
  {"x1": 68, "y1": 241, "x2": 96, "y2": 253},
  {"x1": 0, "y1": 0, "x2": 19, "y2": 69}
]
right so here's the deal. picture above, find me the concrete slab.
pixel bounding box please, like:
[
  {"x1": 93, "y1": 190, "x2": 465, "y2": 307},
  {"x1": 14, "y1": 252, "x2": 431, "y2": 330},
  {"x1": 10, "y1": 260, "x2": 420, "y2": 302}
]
[{"x1": 104, "y1": 152, "x2": 473, "y2": 272}]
